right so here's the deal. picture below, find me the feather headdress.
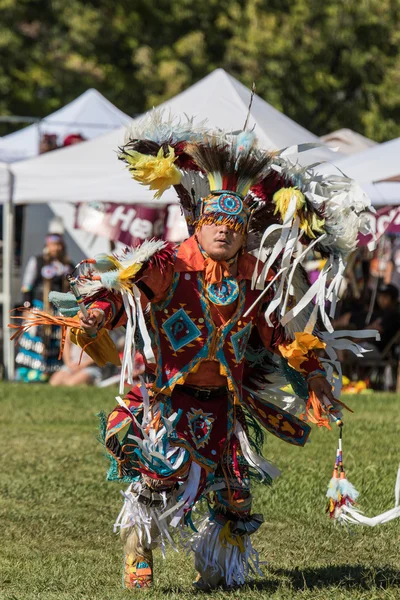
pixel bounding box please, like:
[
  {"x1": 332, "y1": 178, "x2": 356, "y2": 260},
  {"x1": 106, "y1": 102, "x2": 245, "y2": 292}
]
[
  {"x1": 184, "y1": 134, "x2": 272, "y2": 233},
  {"x1": 118, "y1": 109, "x2": 376, "y2": 399},
  {"x1": 119, "y1": 109, "x2": 210, "y2": 230}
]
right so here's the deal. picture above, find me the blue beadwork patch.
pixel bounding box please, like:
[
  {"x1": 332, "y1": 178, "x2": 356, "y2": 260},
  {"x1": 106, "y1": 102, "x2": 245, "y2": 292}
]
[
  {"x1": 207, "y1": 277, "x2": 239, "y2": 306},
  {"x1": 231, "y1": 322, "x2": 252, "y2": 363},
  {"x1": 218, "y1": 193, "x2": 243, "y2": 215},
  {"x1": 161, "y1": 308, "x2": 201, "y2": 351}
]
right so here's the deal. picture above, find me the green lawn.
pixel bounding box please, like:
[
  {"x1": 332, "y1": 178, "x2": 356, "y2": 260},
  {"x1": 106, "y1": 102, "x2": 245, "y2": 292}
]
[{"x1": 1, "y1": 384, "x2": 400, "y2": 600}]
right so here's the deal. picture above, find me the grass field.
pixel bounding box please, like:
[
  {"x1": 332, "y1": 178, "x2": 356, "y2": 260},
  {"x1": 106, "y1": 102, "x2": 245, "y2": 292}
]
[{"x1": 1, "y1": 384, "x2": 400, "y2": 600}]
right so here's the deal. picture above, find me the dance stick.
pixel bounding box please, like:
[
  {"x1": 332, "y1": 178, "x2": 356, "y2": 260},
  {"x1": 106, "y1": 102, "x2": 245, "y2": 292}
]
[
  {"x1": 67, "y1": 275, "x2": 89, "y2": 318},
  {"x1": 322, "y1": 394, "x2": 343, "y2": 427}
]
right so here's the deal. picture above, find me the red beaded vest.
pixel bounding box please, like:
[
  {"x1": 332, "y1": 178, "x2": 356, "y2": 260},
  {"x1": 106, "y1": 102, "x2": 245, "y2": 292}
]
[{"x1": 149, "y1": 269, "x2": 262, "y2": 403}]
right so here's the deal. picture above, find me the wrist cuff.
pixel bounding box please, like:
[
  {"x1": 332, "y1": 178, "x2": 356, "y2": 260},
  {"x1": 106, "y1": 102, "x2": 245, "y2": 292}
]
[{"x1": 306, "y1": 368, "x2": 327, "y2": 382}]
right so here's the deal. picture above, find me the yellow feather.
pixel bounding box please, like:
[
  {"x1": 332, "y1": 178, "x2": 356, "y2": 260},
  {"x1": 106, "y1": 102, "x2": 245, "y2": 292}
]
[
  {"x1": 117, "y1": 262, "x2": 143, "y2": 290},
  {"x1": 273, "y1": 187, "x2": 306, "y2": 219},
  {"x1": 106, "y1": 255, "x2": 122, "y2": 269},
  {"x1": 208, "y1": 174, "x2": 217, "y2": 190},
  {"x1": 121, "y1": 146, "x2": 181, "y2": 198},
  {"x1": 273, "y1": 187, "x2": 325, "y2": 238}
]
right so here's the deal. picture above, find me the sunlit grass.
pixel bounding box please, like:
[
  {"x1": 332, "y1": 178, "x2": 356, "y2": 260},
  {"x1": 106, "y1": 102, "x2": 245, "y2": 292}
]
[{"x1": 1, "y1": 384, "x2": 399, "y2": 599}]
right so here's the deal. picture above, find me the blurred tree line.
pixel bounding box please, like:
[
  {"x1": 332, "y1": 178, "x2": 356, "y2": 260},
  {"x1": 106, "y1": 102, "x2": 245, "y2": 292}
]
[{"x1": 1, "y1": 0, "x2": 400, "y2": 141}]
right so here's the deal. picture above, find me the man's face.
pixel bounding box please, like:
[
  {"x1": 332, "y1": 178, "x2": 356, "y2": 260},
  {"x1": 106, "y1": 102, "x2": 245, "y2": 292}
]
[
  {"x1": 377, "y1": 292, "x2": 394, "y2": 311},
  {"x1": 39, "y1": 138, "x2": 57, "y2": 154},
  {"x1": 197, "y1": 223, "x2": 244, "y2": 261}
]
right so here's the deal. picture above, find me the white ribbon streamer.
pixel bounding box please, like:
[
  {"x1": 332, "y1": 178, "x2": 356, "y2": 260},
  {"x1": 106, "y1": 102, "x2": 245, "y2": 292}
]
[
  {"x1": 235, "y1": 421, "x2": 281, "y2": 481},
  {"x1": 341, "y1": 465, "x2": 400, "y2": 526},
  {"x1": 320, "y1": 329, "x2": 380, "y2": 397},
  {"x1": 119, "y1": 286, "x2": 155, "y2": 395},
  {"x1": 120, "y1": 290, "x2": 136, "y2": 395},
  {"x1": 132, "y1": 283, "x2": 155, "y2": 364}
]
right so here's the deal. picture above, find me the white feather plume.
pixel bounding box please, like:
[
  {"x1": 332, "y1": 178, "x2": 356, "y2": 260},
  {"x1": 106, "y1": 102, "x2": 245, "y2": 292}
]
[
  {"x1": 76, "y1": 239, "x2": 171, "y2": 298},
  {"x1": 117, "y1": 239, "x2": 170, "y2": 268},
  {"x1": 271, "y1": 156, "x2": 374, "y2": 257},
  {"x1": 125, "y1": 108, "x2": 208, "y2": 145}
]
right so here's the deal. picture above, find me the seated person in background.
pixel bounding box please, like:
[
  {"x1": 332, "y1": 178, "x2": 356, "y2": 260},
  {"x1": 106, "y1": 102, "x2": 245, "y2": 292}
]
[
  {"x1": 333, "y1": 299, "x2": 368, "y2": 331},
  {"x1": 50, "y1": 329, "x2": 102, "y2": 387},
  {"x1": 333, "y1": 284, "x2": 400, "y2": 377},
  {"x1": 369, "y1": 283, "x2": 400, "y2": 352}
]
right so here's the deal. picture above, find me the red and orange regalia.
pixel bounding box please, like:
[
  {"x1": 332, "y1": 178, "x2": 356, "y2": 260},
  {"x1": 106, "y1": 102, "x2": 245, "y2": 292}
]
[{"x1": 12, "y1": 110, "x2": 381, "y2": 590}]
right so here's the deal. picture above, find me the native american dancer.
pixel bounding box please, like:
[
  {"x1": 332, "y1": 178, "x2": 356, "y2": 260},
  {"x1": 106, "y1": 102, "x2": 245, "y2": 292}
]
[
  {"x1": 12, "y1": 111, "x2": 389, "y2": 590},
  {"x1": 16, "y1": 233, "x2": 73, "y2": 382}
]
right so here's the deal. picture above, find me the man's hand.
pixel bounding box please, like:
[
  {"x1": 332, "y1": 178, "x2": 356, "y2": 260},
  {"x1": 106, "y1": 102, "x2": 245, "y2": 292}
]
[
  {"x1": 78, "y1": 309, "x2": 103, "y2": 336},
  {"x1": 308, "y1": 376, "x2": 336, "y2": 405}
]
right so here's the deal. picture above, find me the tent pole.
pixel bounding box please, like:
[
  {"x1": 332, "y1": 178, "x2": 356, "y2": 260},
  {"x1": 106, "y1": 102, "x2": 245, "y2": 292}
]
[{"x1": 2, "y1": 167, "x2": 15, "y2": 380}]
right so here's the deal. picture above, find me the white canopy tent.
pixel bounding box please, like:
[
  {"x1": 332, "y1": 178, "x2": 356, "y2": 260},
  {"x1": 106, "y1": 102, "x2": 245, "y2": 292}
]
[
  {"x1": 357, "y1": 182, "x2": 400, "y2": 207},
  {"x1": 0, "y1": 88, "x2": 130, "y2": 163},
  {"x1": 1, "y1": 87, "x2": 131, "y2": 274},
  {"x1": 333, "y1": 137, "x2": 400, "y2": 183},
  {"x1": 1, "y1": 68, "x2": 343, "y2": 378},
  {"x1": 320, "y1": 128, "x2": 376, "y2": 156},
  {"x1": 0, "y1": 89, "x2": 130, "y2": 378},
  {"x1": 2, "y1": 69, "x2": 342, "y2": 206},
  {"x1": 319, "y1": 136, "x2": 400, "y2": 206}
]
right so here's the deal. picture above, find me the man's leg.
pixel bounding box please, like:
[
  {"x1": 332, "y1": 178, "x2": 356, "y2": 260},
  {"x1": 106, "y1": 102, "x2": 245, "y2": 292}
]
[
  {"x1": 118, "y1": 475, "x2": 180, "y2": 589},
  {"x1": 192, "y1": 433, "x2": 263, "y2": 590},
  {"x1": 122, "y1": 524, "x2": 154, "y2": 589}
]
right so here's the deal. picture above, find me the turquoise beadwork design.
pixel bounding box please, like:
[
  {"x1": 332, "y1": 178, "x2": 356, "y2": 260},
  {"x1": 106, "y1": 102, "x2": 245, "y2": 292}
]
[
  {"x1": 218, "y1": 193, "x2": 243, "y2": 215},
  {"x1": 206, "y1": 277, "x2": 239, "y2": 306},
  {"x1": 231, "y1": 321, "x2": 253, "y2": 363},
  {"x1": 161, "y1": 308, "x2": 201, "y2": 351}
]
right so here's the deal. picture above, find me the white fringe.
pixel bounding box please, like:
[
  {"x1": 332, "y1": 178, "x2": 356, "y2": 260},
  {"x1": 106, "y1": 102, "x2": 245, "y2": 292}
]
[
  {"x1": 235, "y1": 421, "x2": 281, "y2": 481},
  {"x1": 190, "y1": 516, "x2": 263, "y2": 588},
  {"x1": 113, "y1": 482, "x2": 179, "y2": 555},
  {"x1": 113, "y1": 462, "x2": 204, "y2": 554},
  {"x1": 340, "y1": 464, "x2": 400, "y2": 527}
]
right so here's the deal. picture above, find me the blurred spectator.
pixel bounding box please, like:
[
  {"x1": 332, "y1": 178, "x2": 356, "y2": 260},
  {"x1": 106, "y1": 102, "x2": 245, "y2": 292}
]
[
  {"x1": 15, "y1": 234, "x2": 74, "y2": 382},
  {"x1": 332, "y1": 243, "x2": 400, "y2": 390},
  {"x1": 39, "y1": 133, "x2": 58, "y2": 154},
  {"x1": 390, "y1": 238, "x2": 400, "y2": 293},
  {"x1": 369, "y1": 283, "x2": 400, "y2": 351},
  {"x1": 49, "y1": 331, "x2": 102, "y2": 386},
  {"x1": 63, "y1": 133, "x2": 86, "y2": 146},
  {"x1": 334, "y1": 282, "x2": 400, "y2": 349}
]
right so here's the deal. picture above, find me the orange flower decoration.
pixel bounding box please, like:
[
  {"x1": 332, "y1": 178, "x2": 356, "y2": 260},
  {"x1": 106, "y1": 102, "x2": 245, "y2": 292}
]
[{"x1": 279, "y1": 332, "x2": 326, "y2": 372}]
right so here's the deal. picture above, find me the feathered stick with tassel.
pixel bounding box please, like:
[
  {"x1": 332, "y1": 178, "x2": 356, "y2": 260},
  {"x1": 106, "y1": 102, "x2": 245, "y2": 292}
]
[
  {"x1": 326, "y1": 425, "x2": 359, "y2": 524},
  {"x1": 325, "y1": 397, "x2": 400, "y2": 527}
]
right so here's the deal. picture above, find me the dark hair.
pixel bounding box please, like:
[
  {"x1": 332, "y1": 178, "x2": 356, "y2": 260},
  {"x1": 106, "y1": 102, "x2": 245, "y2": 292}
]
[
  {"x1": 378, "y1": 283, "x2": 399, "y2": 302},
  {"x1": 43, "y1": 238, "x2": 70, "y2": 265}
]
